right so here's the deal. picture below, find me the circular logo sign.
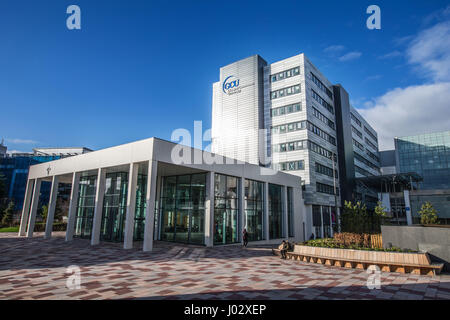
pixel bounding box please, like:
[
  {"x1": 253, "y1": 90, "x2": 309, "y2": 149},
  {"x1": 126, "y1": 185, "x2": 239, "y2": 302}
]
[{"x1": 222, "y1": 76, "x2": 240, "y2": 95}]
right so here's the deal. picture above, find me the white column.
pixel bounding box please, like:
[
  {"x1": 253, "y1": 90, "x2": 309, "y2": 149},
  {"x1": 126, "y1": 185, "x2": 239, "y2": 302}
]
[
  {"x1": 204, "y1": 171, "x2": 215, "y2": 247},
  {"x1": 18, "y1": 179, "x2": 34, "y2": 236},
  {"x1": 66, "y1": 172, "x2": 80, "y2": 241},
  {"x1": 44, "y1": 175, "x2": 59, "y2": 239},
  {"x1": 282, "y1": 186, "x2": 288, "y2": 239},
  {"x1": 264, "y1": 182, "x2": 270, "y2": 240},
  {"x1": 239, "y1": 177, "x2": 245, "y2": 243},
  {"x1": 124, "y1": 163, "x2": 139, "y2": 249},
  {"x1": 91, "y1": 168, "x2": 106, "y2": 246},
  {"x1": 26, "y1": 179, "x2": 41, "y2": 238},
  {"x1": 404, "y1": 190, "x2": 412, "y2": 225},
  {"x1": 154, "y1": 175, "x2": 162, "y2": 241},
  {"x1": 143, "y1": 160, "x2": 158, "y2": 252}
]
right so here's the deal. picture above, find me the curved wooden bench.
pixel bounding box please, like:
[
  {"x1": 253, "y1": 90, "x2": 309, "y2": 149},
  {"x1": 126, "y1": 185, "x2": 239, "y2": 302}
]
[{"x1": 272, "y1": 246, "x2": 444, "y2": 276}]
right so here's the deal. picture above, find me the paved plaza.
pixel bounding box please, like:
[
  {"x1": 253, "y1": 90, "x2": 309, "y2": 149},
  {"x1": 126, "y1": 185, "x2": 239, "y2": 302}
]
[{"x1": 0, "y1": 232, "x2": 449, "y2": 300}]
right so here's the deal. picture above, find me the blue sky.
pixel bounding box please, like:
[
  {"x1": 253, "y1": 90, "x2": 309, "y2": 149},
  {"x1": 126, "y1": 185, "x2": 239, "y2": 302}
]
[{"x1": 1, "y1": 0, "x2": 450, "y2": 152}]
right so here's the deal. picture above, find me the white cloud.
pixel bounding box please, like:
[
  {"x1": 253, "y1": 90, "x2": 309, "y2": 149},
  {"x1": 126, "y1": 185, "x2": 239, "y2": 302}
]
[
  {"x1": 378, "y1": 50, "x2": 402, "y2": 59},
  {"x1": 324, "y1": 45, "x2": 345, "y2": 53},
  {"x1": 358, "y1": 82, "x2": 450, "y2": 150},
  {"x1": 339, "y1": 51, "x2": 362, "y2": 62},
  {"x1": 359, "y1": 11, "x2": 450, "y2": 151},
  {"x1": 5, "y1": 138, "x2": 38, "y2": 144},
  {"x1": 406, "y1": 20, "x2": 450, "y2": 81},
  {"x1": 365, "y1": 74, "x2": 382, "y2": 81},
  {"x1": 422, "y1": 4, "x2": 450, "y2": 26}
]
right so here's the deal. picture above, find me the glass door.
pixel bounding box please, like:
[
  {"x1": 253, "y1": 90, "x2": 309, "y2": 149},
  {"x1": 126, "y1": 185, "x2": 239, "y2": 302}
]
[
  {"x1": 159, "y1": 173, "x2": 206, "y2": 244},
  {"x1": 100, "y1": 172, "x2": 128, "y2": 242}
]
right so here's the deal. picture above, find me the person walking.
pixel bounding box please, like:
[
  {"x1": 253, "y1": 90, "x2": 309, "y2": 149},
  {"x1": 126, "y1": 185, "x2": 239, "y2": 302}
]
[{"x1": 242, "y1": 228, "x2": 249, "y2": 248}]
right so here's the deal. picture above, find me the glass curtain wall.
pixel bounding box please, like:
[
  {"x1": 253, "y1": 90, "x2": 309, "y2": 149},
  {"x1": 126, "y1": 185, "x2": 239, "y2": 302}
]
[
  {"x1": 268, "y1": 184, "x2": 283, "y2": 239},
  {"x1": 74, "y1": 175, "x2": 97, "y2": 239},
  {"x1": 160, "y1": 173, "x2": 206, "y2": 244},
  {"x1": 244, "y1": 179, "x2": 264, "y2": 241},
  {"x1": 312, "y1": 205, "x2": 322, "y2": 238},
  {"x1": 214, "y1": 174, "x2": 239, "y2": 245},
  {"x1": 100, "y1": 172, "x2": 128, "y2": 242},
  {"x1": 133, "y1": 174, "x2": 147, "y2": 241},
  {"x1": 287, "y1": 187, "x2": 294, "y2": 237}
]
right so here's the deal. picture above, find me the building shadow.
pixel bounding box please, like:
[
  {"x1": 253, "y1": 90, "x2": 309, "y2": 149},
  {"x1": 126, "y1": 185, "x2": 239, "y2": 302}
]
[
  {"x1": 133, "y1": 284, "x2": 449, "y2": 300},
  {"x1": 0, "y1": 234, "x2": 275, "y2": 271}
]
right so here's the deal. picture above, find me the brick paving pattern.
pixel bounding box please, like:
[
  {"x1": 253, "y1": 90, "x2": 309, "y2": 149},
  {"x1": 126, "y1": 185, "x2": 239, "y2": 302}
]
[{"x1": 1, "y1": 232, "x2": 449, "y2": 300}]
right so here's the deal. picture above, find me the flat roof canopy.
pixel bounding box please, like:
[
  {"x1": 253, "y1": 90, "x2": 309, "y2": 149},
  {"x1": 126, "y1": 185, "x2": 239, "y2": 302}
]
[{"x1": 355, "y1": 172, "x2": 423, "y2": 191}]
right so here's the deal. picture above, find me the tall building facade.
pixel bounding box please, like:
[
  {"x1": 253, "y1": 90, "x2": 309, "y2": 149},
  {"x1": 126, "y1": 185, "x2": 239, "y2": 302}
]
[
  {"x1": 395, "y1": 131, "x2": 450, "y2": 224},
  {"x1": 212, "y1": 53, "x2": 381, "y2": 238},
  {"x1": 395, "y1": 131, "x2": 450, "y2": 190},
  {"x1": 343, "y1": 105, "x2": 381, "y2": 208}
]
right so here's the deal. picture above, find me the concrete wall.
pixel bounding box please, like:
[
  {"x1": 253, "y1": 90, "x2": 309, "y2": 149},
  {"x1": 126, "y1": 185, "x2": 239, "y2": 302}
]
[{"x1": 381, "y1": 225, "x2": 450, "y2": 271}]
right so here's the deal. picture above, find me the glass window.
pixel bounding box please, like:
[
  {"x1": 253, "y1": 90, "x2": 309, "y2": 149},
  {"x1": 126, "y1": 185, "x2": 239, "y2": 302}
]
[
  {"x1": 74, "y1": 175, "x2": 97, "y2": 239},
  {"x1": 244, "y1": 179, "x2": 264, "y2": 241},
  {"x1": 214, "y1": 174, "x2": 240, "y2": 244},
  {"x1": 100, "y1": 172, "x2": 129, "y2": 243},
  {"x1": 288, "y1": 142, "x2": 295, "y2": 151},
  {"x1": 160, "y1": 173, "x2": 206, "y2": 244},
  {"x1": 269, "y1": 184, "x2": 283, "y2": 239},
  {"x1": 287, "y1": 187, "x2": 294, "y2": 237}
]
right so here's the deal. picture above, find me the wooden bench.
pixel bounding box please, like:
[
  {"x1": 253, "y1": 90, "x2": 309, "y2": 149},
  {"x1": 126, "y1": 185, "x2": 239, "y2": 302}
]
[{"x1": 272, "y1": 247, "x2": 444, "y2": 276}]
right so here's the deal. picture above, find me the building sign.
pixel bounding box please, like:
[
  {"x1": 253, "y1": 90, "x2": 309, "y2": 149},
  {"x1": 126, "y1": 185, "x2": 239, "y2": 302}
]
[
  {"x1": 222, "y1": 76, "x2": 241, "y2": 95},
  {"x1": 222, "y1": 75, "x2": 254, "y2": 96}
]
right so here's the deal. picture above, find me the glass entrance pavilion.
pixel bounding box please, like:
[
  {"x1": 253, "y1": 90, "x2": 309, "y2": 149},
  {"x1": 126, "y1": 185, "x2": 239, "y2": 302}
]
[{"x1": 20, "y1": 138, "x2": 304, "y2": 251}]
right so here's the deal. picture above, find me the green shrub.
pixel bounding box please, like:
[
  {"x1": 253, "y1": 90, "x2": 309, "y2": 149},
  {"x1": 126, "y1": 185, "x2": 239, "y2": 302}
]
[
  {"x1": 419, "y1": 202, "x2": 438, "y2": 225},
  {"x1": 33, "y1": 222, "x2": 67, "y2": 232},
  {"x1": 298, "y1": 238, "x2": 415, "y2": 253}
]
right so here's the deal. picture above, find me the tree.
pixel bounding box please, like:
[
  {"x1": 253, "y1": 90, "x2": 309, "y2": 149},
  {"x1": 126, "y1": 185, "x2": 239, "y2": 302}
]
[
  {"x1": 1, "y1": 201, "x2": 14, "y2": 227},
  {"x1": 419, "y1": 202, "x2": 438, "y2": 225},
  {"x1": 340, "y1": 201, "x2": 369, "y2": 234},
  {"x1": 41, "y1": 205, "x2": 49, "y2": 223},
  {"x1": 373, "y1": 201, "x2": 388, "y2": 231}
]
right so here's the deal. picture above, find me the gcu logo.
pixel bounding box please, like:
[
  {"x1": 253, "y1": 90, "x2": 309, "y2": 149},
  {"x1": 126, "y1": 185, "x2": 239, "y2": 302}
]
[{"x1": 222, "y1": 76, "x2": 240, "y2": 94}]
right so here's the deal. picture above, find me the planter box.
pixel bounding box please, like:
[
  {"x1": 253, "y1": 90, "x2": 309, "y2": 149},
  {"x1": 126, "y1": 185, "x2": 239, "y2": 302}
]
[
  {"x1": 290, "y1": 244, "x2": 443, "y2": 276},
  {"x1": 293, "y1": 245, "x2": 429, "y2": 266}
]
